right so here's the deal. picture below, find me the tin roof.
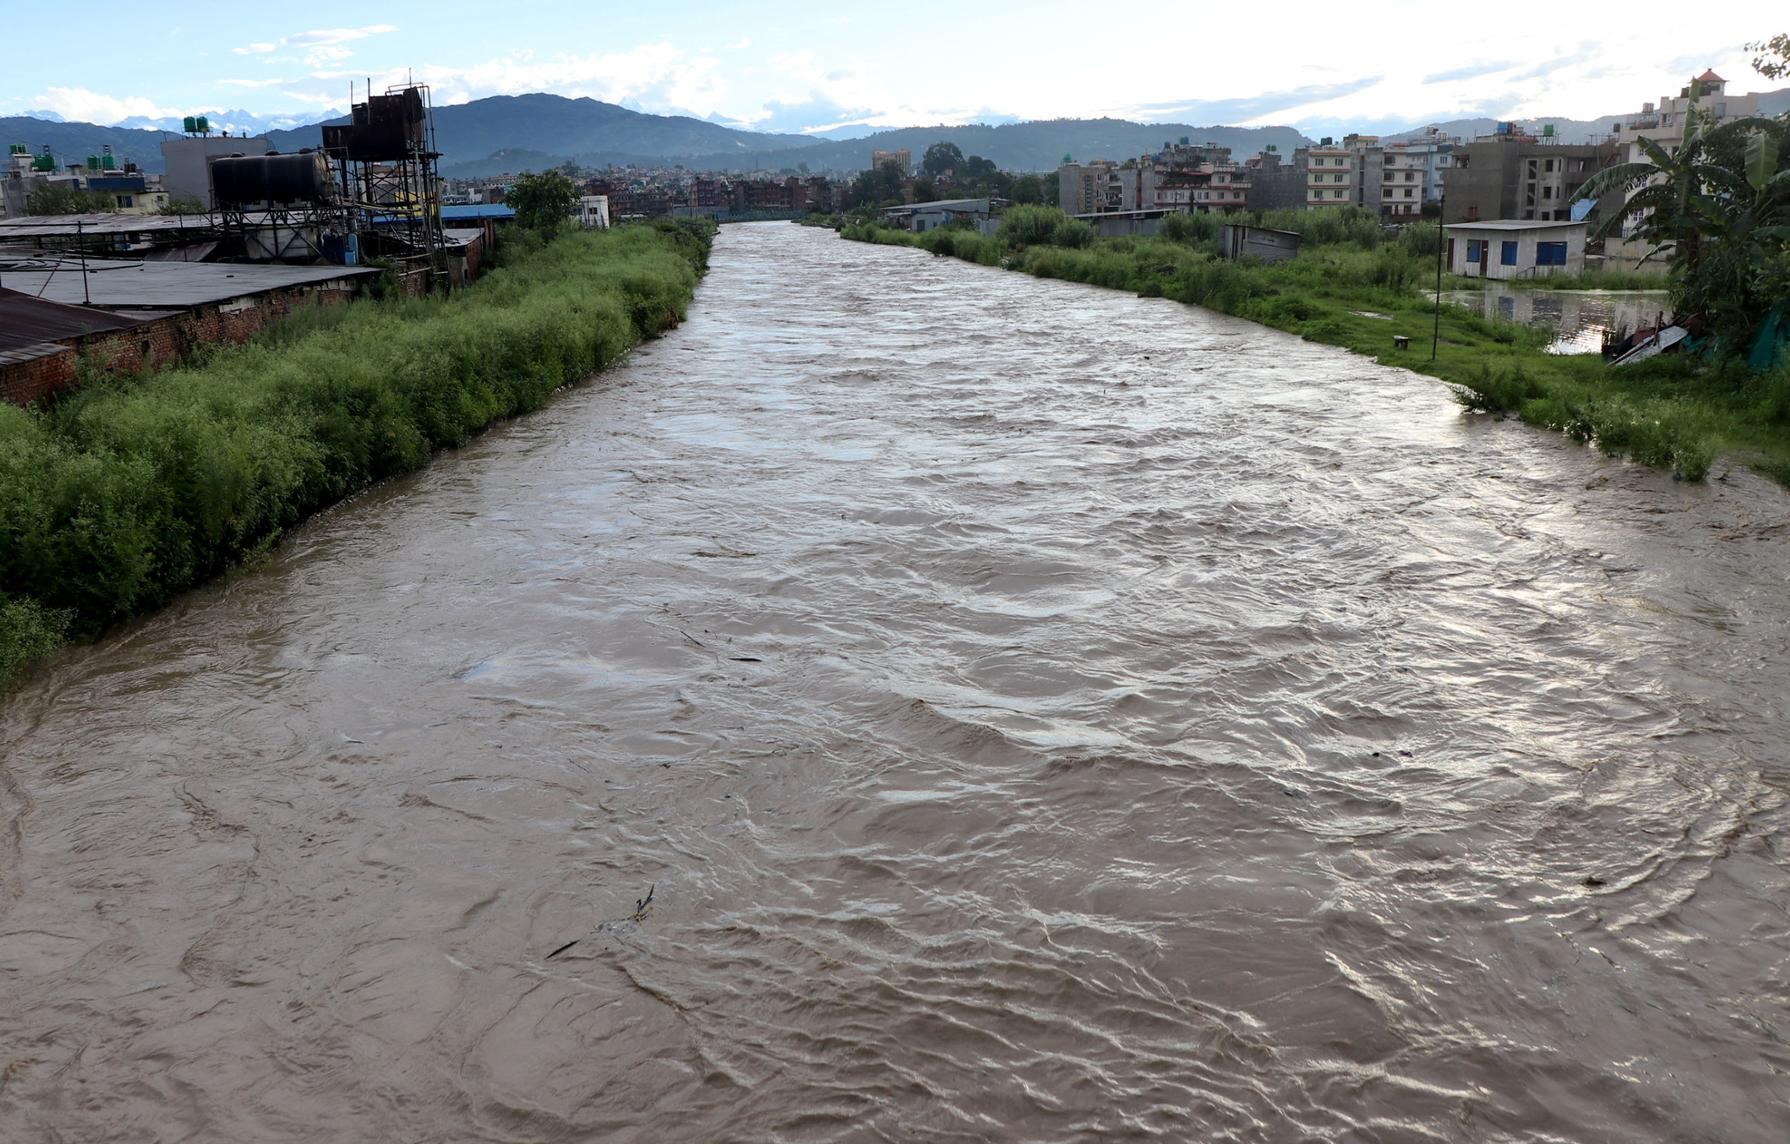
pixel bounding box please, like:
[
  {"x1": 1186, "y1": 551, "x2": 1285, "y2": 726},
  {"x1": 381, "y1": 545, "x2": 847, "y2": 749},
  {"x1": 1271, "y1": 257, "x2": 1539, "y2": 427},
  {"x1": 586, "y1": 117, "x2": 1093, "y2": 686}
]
[
  {"x1": 0, "y1": 287, "x2": 142, "y2": 354},
  {"x1": 0, "y1": 257, "x2": 378, "y2": 310}
]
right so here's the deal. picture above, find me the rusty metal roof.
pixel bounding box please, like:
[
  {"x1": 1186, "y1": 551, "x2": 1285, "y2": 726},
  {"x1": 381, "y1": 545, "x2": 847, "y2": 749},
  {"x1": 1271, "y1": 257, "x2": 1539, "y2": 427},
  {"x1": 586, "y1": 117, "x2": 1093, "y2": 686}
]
[{"x1": 0, "y1": 287, "x2": 143, "y2": 354}]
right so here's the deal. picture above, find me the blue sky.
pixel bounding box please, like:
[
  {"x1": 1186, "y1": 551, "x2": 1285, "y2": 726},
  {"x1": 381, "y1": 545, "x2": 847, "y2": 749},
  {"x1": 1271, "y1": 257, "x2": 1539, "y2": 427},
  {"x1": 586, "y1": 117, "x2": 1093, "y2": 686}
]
[{"x1": 1, "y1": 1, "x2": 1781, "y2": 134}]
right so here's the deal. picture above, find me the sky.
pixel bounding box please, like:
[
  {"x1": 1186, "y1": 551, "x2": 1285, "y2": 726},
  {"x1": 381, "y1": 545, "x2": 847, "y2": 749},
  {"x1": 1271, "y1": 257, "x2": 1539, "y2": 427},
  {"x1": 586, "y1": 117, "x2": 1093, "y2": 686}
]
[{"x1": 2, "y1": 1, "x2": 1783, "y2": 136}]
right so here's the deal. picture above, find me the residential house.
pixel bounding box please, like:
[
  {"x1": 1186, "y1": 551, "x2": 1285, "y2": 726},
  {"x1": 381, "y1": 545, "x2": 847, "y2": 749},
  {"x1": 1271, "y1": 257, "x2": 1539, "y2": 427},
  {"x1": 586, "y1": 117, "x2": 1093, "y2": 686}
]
[
  {"x1": 1444, "y1": 125, "x2": 1615, "y2": 223},
  {"x1": 1298, "y1": 141, "x2": 1353, "y2": 209},
  {"x1": 1445, "y1": 219, "x2": 1586, "y2": 279}
]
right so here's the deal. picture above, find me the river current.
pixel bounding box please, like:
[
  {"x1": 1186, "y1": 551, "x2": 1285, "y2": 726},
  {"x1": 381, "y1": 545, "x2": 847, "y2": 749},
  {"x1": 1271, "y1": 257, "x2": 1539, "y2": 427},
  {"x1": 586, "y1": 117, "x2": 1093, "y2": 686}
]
[{"x1": 2, "y1": 223, "x2": 1788, "y2": 1143}]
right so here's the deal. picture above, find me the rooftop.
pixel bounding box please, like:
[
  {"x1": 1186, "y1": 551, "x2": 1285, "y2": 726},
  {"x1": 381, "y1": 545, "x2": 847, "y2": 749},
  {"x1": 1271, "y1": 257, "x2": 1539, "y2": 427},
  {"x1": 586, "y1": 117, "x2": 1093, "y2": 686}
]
[
  {"x1": 0, "y1": 286, "x2": 141, "y2": 354},
  {"x1": 1443, "y1": 219, "x2": 1587, "y2": 232},
  {"x1": 0, "y1": 256, "x2": 378, "y2": 310}
]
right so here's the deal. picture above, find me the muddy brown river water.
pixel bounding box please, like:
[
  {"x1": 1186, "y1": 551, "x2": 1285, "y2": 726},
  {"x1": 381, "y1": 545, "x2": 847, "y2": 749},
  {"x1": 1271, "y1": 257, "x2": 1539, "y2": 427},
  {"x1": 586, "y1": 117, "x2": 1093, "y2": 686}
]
[{"x1": 3, "y1": 223, "x2": 1789, "y2": 1143}]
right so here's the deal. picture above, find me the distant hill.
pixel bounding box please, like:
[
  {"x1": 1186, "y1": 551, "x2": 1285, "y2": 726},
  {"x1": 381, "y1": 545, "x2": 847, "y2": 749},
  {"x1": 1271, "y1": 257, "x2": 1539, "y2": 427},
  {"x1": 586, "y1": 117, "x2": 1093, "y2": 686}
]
[
  {"x1": 267, "y1": 93, "x2": 824, "y2": 169},
  {"x1": 1389, "y1": 87, "x2": 1790, "y2": 146},
  {"x1": 8, "y1": 85, "x2": 1788, "y2": 180},
  {"x1": 0, "y1": 116, "x2": 185, "y2": 173}
]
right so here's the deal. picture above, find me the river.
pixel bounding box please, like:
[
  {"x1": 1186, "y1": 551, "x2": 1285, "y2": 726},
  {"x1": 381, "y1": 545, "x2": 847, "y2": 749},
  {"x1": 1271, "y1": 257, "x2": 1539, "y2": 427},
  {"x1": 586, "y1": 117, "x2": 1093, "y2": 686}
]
[{"x1": 2, "y1": 223, "x2": 1787, "y2": 1143}]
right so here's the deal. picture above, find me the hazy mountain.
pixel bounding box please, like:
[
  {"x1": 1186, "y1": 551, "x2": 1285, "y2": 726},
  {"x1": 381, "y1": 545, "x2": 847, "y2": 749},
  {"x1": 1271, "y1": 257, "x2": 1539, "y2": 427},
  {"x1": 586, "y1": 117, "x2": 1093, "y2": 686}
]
[
  {"x1": 9, "y1": 86, "x2": 1788, "y2": 181},
  {"x1": 115, "y1": 108, "x2": 342, "y2": 136},
  {"x1": 0, "y1": 116, "x2": 181, "y2": 171},
  {"x1": 266, "y1": 93, "x2": 824, "y2": 167}
]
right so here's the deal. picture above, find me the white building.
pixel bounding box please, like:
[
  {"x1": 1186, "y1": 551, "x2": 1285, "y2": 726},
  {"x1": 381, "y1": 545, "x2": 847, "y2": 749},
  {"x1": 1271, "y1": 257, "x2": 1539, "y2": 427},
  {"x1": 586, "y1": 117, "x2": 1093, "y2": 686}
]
[
  {"x1": 578, "y1": 194, "x2": 610, "y2": 229},
  {"x1": 1445, "y1": 219, "x2": 1586, "y2": 279}
]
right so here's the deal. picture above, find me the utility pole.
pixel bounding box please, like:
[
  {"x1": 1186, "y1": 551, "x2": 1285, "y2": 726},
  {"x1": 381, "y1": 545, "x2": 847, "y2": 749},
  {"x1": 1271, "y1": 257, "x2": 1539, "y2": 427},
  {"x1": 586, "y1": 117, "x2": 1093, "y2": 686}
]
[
  {"x1": 1431, "y1": 192, "x2": 1444, "y2": 361},
  {"x1": 77, "y1": 219, "x2": 90, "y2": 306}
]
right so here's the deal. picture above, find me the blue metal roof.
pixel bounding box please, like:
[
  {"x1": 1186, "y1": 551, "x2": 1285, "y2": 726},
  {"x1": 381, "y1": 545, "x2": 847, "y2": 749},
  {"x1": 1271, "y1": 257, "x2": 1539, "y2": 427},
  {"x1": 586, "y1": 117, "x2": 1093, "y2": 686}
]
[{"x1": 441, "y1": 204, "x2": 515, "y2": 220}]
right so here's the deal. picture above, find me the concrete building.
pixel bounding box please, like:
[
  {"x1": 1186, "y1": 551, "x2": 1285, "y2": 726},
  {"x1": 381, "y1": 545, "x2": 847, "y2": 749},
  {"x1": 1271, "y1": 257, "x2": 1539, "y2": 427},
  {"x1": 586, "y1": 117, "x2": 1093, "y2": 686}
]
[
  {"x1": 1379, "y1": 131, "x2": 1456, "y2": 218},
  {"x1": 1344, "y1": 134, "x2": 1383, "y2": 214},
  {"x1": 1244, "y1": 149, "x2": 1304, "y2": 211},
  {"x1": 1613, "y1": 69, "x2": 1760, "y2": 162},
  {"x1": 1445, "y1": 127, "x2": 1615, "y2": 223},
  {"x1": 1445, "y1": 219, "x2": 1586, "y2": 279},
  {"x1": 577, "y1": 195, "x2": 610, "y2": 229},
  {"x1": 1058, "y1": 160, "x2": 1125, "y2": 214},
  {"x1": 160, "y1": 135, "x2": 271, "y2": 209},
  {"x1": 1298, "y1": 142, "x2": 1353, "y2": 209},
  {"x1": 871, "y1": 149, "x2": 912, "y2": 177}
]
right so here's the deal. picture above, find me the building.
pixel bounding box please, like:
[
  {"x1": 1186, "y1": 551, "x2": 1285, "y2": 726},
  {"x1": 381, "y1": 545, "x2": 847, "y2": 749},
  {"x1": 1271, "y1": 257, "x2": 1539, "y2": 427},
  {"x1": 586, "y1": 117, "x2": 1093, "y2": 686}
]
[
  {"x1": 871, "y1": 149, "x2": 912, "y2": 177},
  {"x1": 1445, "y1": 126, "x2": 1615, "y2": 223},
  {"x1": 1298, "y1": 142, "x2": 1353, "y2": 209},
  {"x1": 1344, "y1": 134, "x2": 1383, "y2": 214},
  {"x1": 1243, "y1": 149, "x2": 1304, "y2": 211},
  {"x1": 578, "y1": 195, "x2": 610, "y2": 229},
  {"x1": 881, "y1": 197, "x2": 993, "y2": 233},
  {"x1": 0, "y1": 258, "x2": 377, "y2": 404},
  {"x1": 1058, "y1": 160, "x2": 1124, "y2": 214},
  {"x1": 1444, "y1": 219, "x2": 1586, "y2": 279},
  {"x1": 160, "y1": 135, "x2": 271, "y2": 209},
  {"x1": 1148, "y1": 143, "x2": 1250, "y2": 213},
  {"x1": 1613, "y1": 69, "x2": 1760, "y2": 161},
  {"x1": 1379, "y1": 130, "x2": 1456, "y2": 219}
]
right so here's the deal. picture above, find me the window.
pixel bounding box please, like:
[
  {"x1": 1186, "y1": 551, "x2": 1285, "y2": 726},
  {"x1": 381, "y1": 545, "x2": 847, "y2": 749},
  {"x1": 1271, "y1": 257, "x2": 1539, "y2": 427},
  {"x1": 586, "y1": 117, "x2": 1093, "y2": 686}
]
[
  {"x1": 1404, "y1": 188, "x2": 1413, "y2": 198},
  {"x1": 1545, "y1": 159, "x2": 1556, "y2": 172},
  {"x1": 1466, "y1": 239, "x2": 1484, "y2": 262},
  {"x1": 1501, "y1": 240, "x2": 1518, "y2": 266},
  {"x1": 1543, "y1": 186, "x2": 1553, "y2": 199},
  {"x1": 1536, "y1": 241, "x2": 1568, "y2": 266}
]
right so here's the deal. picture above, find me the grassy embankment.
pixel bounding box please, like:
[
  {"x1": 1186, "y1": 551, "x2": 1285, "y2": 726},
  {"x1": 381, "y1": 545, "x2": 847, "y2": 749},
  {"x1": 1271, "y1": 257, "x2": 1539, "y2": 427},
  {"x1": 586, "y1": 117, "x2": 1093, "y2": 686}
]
[
  {"x1": 0, "y1": 219, "x2": 715, "y2": 691},
  {"x1": 839, "y1": 206, "x2": 1790, "y2": 487}
]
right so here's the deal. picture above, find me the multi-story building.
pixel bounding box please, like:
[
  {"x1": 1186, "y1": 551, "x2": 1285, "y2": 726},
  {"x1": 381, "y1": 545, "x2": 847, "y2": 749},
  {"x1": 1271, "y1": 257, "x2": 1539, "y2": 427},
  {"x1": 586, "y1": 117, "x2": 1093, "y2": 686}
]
[
  {"x1": 1380, "y1": 129, "x2": 1456, "y2": 218},
  {"x1": 1444, "y1": 126, "x2": 1615, "y2": 223},
  {"x1": 1243, "y1": 148, "x2": 1304, "y2": 211},
  {"x1": 1613, "y1": 69, "x2": 1759, "y2": 162},
  {"x1": 1297, "y1": 142, "x2": 1353, "y2": 209},
  {"x1": 1057, "y1": 159, "x2": 1125, "y2": 214},
  {"x1": 1343, "y1": 134, "x2": 1383, "y2": 214}
]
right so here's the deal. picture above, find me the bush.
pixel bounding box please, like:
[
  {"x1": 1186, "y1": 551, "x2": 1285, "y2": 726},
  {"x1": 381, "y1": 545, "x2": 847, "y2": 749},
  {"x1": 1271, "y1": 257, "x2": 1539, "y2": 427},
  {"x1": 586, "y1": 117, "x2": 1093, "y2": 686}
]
[
  {"x1": 1051, "y1": 219, "x2": 1095, "y2": 249},
  {"x1": 998, "y1": 205, "x2": 1072, "y2": 248}
]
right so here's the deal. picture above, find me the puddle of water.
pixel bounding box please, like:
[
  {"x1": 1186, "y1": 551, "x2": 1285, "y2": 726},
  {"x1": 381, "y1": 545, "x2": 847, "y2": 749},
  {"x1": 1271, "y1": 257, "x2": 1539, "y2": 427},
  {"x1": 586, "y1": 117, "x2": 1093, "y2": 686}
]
[{"x1": 1441, "y1": 285, "x2": 1670, "y2": 355}]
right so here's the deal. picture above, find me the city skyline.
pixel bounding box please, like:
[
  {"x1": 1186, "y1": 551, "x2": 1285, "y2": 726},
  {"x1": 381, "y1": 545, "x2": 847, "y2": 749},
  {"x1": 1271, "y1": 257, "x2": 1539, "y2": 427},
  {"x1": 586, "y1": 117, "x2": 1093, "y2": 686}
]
[{"x1": 3, "y1": 1, "x2": 1783, "y2": 138}]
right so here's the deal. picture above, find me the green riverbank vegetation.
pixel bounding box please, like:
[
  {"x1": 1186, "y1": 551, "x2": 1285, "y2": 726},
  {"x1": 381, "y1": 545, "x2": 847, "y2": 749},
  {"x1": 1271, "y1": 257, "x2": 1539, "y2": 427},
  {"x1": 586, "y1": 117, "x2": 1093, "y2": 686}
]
[
  {"x1": 840, "y1": 202, "x2": 1790, "y2": 486},
  {"x1": 0, "y1": 218, "x2": 716, "y2": 691}
]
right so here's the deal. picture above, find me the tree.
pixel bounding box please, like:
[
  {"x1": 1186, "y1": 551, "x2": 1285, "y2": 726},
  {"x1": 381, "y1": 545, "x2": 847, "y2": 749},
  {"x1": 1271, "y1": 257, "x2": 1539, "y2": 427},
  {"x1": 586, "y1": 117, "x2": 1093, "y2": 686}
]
[
  {"x1": 1749, "y1": 33, "x2": 1789, "y2": 79},
  {"x1": 1009, "y1": 174, "x2": 1045, "y2": 205},
  {"x1": 912, "y1": 175, "x2": 937, "y2": 203},
  {"x1": 922, "y1": 141, "x2": 964, "y2": 178},
  {"x1": 508, "y1": 170, "x2": 579, "y2": 234},
  {"x1": 845, "y1": 160, "x2": 905, "y2": 210},
  {"x1": 160, "y1": 194, "x2": 207, "y2": 215},
  {"x1": 25, "y1": 183, "x2": 116, "y2": 215}
]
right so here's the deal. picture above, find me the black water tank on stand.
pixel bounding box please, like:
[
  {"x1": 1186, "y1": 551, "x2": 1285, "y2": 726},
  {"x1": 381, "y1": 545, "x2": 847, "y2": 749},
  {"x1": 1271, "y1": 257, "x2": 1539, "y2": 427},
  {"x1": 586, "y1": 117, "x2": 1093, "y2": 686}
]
[{"x1": 211, "y1": 151, "x2": 333, "y2": 205}]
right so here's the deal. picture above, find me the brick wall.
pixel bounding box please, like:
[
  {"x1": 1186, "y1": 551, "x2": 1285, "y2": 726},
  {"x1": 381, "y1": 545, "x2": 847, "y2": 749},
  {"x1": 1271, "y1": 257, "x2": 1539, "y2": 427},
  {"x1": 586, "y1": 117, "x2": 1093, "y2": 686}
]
[{"x1": 1, "y1": 280, "x2": 359, "y2": 406}]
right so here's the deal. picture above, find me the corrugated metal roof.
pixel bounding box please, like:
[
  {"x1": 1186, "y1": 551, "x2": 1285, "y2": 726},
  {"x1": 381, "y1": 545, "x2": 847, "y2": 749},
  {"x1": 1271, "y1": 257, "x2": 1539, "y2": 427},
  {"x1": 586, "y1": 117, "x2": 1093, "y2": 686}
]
[
  {"x1": 0, "y1": 287, "x2": 143, "y2": 353},
  {"x1": 0, "y1": 257, "x2": 378, "y2": 310}
]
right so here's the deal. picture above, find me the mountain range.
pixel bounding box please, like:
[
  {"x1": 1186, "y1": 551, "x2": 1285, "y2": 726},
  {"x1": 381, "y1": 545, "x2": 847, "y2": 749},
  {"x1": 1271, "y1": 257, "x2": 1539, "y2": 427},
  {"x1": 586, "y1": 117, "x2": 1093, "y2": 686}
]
[{"x1": 5, "y1": 87, "x2": 1788, "y2": 180}]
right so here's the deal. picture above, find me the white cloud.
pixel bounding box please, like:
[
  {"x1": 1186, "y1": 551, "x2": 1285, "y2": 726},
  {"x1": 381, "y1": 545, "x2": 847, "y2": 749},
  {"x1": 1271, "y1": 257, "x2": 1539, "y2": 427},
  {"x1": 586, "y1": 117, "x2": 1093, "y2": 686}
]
[
  {"x1": 218, "y1": 77, "x2": 291, "y2": 89},
  {"x1": 230, "y1": 25, "x2": 398, "y2": 62},
  {"x1": 29, "y1": 87, "x2": 184, "y2": 124}
]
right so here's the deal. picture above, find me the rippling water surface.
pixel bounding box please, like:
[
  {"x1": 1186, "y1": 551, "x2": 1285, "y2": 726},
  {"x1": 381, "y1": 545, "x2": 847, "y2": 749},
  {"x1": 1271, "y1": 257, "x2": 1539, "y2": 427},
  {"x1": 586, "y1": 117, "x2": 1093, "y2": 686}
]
[{"x1": 3, "y1": 224, "x2": 1789, "y2": 1143}]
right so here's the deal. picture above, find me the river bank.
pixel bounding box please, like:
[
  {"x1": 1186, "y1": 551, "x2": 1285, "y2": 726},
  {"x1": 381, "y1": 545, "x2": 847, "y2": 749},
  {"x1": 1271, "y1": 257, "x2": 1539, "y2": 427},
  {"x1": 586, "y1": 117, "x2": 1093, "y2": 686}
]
[
  {"x1": 839, "y1": 211, "x2": 1790, "y2": 487},
  {"x1": 0, "y1": 219, "x2": 715, "y2": 690}
]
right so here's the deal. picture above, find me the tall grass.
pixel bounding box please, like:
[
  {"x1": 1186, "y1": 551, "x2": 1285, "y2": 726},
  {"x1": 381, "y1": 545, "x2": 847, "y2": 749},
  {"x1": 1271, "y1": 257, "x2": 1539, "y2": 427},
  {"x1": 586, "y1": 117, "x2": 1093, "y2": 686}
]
[{"x1": 0, "y1": 220, "x2": 715, "y2": 690}]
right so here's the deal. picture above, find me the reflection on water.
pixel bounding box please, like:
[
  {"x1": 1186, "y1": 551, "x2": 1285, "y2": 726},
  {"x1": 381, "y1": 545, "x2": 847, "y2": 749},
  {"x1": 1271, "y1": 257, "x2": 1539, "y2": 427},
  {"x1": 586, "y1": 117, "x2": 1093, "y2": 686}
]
[
  {"x1": 1443, "y1": 284, "x2": 1670, "y2": 354},
  {"x1": 1, "y1": 224, "x2": 1786, "y2": 1143}
]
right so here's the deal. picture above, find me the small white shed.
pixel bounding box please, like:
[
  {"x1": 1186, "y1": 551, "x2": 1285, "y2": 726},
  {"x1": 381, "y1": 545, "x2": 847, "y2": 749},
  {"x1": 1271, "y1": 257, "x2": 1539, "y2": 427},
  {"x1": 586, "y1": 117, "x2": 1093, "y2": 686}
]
[{"x1": 1444, "y1": 219, "x2": 1585, "y2": 280}]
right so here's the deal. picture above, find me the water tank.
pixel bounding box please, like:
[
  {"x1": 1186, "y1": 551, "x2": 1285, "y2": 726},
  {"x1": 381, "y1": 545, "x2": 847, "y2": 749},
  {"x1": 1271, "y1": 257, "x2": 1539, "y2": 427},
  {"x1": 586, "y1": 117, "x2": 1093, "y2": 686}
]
[
  {"x1": 195, "y1": 115, "x2": 210, "y2": 135},
  {"x1": 211, "y1": 151, "x2": 334, "y2": 205},
  {"x1": 183, "y1": 115, "x2": 197, "y2": 135},
  {"x1": 1541, "y1": 124, "x2": 1555, "y2": 138},
  {"x1": 1496, "y1": 121, "x2": 1512, "y2": 135},
  {"x1": 101, "y1": 153, "x2": 116, "y2": 170},
  {"x1": 85, "y1": 155, "x2": 100, "y2": 170}
]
